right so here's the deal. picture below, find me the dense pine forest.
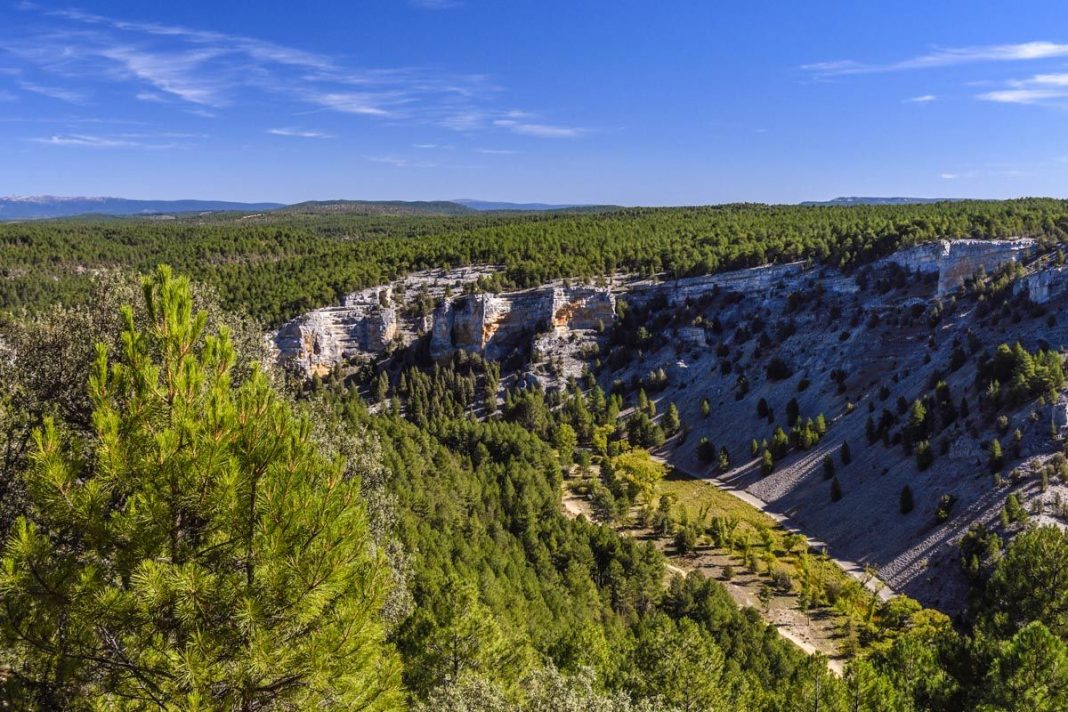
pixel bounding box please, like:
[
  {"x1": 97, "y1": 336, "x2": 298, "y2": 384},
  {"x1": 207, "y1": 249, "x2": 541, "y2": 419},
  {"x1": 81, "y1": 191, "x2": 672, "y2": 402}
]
[
  {"x1": 3, "y1": 202, "x2": 1068, "y2": 709},
  {"x1": 2, "y1": 199, "x2": 1068, "y2": 325}
]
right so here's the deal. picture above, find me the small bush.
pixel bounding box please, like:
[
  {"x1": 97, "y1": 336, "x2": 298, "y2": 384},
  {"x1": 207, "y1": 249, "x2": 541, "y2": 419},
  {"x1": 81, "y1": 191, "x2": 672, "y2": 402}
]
[{"x1": 766, "y1": 357, "x2": 793, "y2": 381}]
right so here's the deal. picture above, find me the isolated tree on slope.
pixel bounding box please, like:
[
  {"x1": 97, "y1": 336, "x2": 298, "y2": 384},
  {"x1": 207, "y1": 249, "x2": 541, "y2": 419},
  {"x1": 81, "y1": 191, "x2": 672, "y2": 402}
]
[{"x1": 0, "y1": 267, "x2": 401, "y2": 710}]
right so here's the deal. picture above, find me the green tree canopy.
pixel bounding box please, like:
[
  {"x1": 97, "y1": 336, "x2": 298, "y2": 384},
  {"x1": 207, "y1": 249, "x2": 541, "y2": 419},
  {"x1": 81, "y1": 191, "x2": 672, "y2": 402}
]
[{"x1": 0, "y1": 266, "x2": 401, "y2": 710}]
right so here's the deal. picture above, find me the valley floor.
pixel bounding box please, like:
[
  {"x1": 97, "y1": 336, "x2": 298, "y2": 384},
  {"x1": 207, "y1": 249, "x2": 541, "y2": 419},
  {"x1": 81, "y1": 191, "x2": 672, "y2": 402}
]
[{"x1": 562, "y1": 469, "x2": 858, "y2": 673}]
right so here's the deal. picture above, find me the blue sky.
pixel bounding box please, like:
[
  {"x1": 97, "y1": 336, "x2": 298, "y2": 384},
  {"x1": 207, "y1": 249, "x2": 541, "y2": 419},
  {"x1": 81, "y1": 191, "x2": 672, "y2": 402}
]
[{"x1": 2, "y1": 1, "x2": 1068, "y2": 205}]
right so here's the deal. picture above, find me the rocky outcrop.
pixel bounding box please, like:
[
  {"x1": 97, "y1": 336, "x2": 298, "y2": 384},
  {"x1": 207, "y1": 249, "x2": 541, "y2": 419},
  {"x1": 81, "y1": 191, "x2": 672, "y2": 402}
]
[
  {"x1": 879, "y1": 238, "x2": 1034, "y2": 296},
  {"x1": 429, "y1": 286, "x2": 615, "y2": 362},
  {"x1": 271, "y1": 288, "x2": 397, "y2": 377},
  {"x1": 1016, "y1": 265, "x2": 1068, "y2": 304},
  {"x1": 271, "y1": 266, "x2": 499, "y2": 375}
]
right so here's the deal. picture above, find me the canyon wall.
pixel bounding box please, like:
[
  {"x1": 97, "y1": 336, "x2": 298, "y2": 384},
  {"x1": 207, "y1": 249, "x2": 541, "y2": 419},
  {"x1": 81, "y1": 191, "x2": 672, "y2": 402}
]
[
  {"x1": 429, "y1": 286, "x2": 615, "y2": 361},
  {"x1": 271, "y1": 238, "x2": 1039, "y2": 377},
  {"x1": 1016, "y1": 264, "x2": 1068, "y2": 304},
  {"x1": 271, "y1": 287, "x2": 397, "y2": 377},
  {"x1": 879, "y1": 238, "x2": 1034, "y2": 296}
]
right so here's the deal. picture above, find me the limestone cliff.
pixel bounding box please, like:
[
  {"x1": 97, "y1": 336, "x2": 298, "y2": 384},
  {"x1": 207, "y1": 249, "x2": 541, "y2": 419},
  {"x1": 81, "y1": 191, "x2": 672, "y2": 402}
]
[
  {"x1": 879, "y1": 238, "x2": 1034, "y2": 296},
  {"x1": 1016, "y1": 264, "x2": 1068, "y2": 304},
  {"x1": 271, "y1": 238, "x2": 1038, "y2": 378},
  {"x1": 430, "y1": 286, "x2": 614, "y2": 362},
  {"x1": 271, "y1": 289, "x2": 396, "y2": 377}
]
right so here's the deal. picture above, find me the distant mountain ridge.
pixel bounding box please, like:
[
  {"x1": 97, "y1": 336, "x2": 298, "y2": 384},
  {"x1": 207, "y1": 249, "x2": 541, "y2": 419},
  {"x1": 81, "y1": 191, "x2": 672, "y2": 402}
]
[
  {"x1": 276, "y1": 200, "x2": 476, "y2": 216},
  {"x1": 800, "y1": 196, "x2": 965, "y2": 206},
  {"x1": 454, "y1": 198, "x2": 603, "y2": 211},
  {"x1": 0, "y1": 196, "x2": 285, "y2": 220},
  {"x1": 0, "y1": 196, "x2": 622, "y2": 220}
]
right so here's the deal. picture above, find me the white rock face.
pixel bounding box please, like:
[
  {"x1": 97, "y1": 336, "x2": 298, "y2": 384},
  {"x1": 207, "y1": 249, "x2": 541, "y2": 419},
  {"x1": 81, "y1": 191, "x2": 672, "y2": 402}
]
[
  {"x1": 1052, "y1": 398, "x2": 1068, "y2": 431},
  {"x1": 272, "y1": 266, "x2": 496, "y2": 376},
  {"x1": 270, "y1": 238, "x2": 1040, "y2": 377},
  {"x1": 272, "y1": 292, "x2": 397, "y2": 377},
  {"x1": 1016, "y1": 265, "x2": 1068, "y2": 304},
  {"x1": 429, "y1": 286, "x2": 615, "y2": 362},
  {"x1": 879, "y1": 238, "x2": 1035, "y2": 296},
  {"x1": 628, "y1": 263, "x2": 806, "y2": 307}
]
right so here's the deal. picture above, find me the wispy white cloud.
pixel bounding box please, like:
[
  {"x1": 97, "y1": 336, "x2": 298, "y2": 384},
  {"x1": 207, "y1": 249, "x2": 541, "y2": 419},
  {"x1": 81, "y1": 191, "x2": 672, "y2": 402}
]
[
  {"x1": 1024, "y1": 72, "x2": 1068, "y2": 86},
  {"x1": 29, "y1": 133, "x2": 176, "y2": 148},
  {"x1": 19, "y1": 81, "x2": 86, "y2": 103},
  {"x1": 365, "y1": 154, "x2": 437, "y2": 168},
  {"x1": 939, "y1": 167, "x2": 1027, "y2": 179},
  {"x1": 268, "y1": 127, "x2": 333, "y2": 139},
  {"x1": 978, "y1": 72, "x2": 1068, "y2": 105},
  {"x1": 978, "y1": 88, "x2": 1068, "y2": 104},
  {"x1": 905, "y1": 94, "x2": 937, "y2": 103},
  {"x1": 99, "y1": 46, "x2": 226, "y2": 105},
  {"x1": 0, "y1": 90, "x2": 16, "y2": 102},
  {"x1": 494, "y1": 119, "x2": 586, "y2": 138},
  {"x1": 304, "y1": 91, "x2": 398, "y2": 116},
  {"x1": 3, "y1": 4, "x2": 581, "y2": 140},
  {"x1": 476, "y1": 148, "x2": 520, "y2": 155},
  {"x1": 38, "y1": 5, "x2": 334, "y2": 72},
  {"x1": 805, "y1": 41, "x2": 1068, "y2": 76}
]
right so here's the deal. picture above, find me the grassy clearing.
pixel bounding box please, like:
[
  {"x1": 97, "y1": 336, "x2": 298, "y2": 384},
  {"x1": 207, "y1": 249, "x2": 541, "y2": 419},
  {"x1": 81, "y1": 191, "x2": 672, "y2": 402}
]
[
  {"x1": 658, "y1": 469, "x2": 892, "y2": 654},
  {"x1": 660, "y1": 470, "x2": 776, "y2": 530}
]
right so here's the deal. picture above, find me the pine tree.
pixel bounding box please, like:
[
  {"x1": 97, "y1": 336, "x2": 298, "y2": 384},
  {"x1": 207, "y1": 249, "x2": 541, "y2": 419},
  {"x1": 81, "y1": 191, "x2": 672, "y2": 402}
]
[
  {"x1": 822, "y1": 454, "x2": 835, "y2": 480},
  {"x1": 916, "y1": 440, "x2": 934, "y2": 470},
  {"x1": 900, "y1": 485, "x2": 915, "y2": 514},
  {"x1": 771, "y1": 427, "x2": 790, "y2": 458},
  {"x1": 991, "y1": 438, "x2": 1005, "y2": 472},
  {"x1": 376, "y1": 369, "x2": 390, "y2": 403},
  {"x1": 841, "y1": 441, "x2": 852, "y2": 465},
  {"x1": 718, "y1": 446, "x2": 732, "y2": 472},
  {"x1": 637, "y1": 388, "x2": 651, "y2": 415},
  {"x1": 664, "y1": 402, "x2": 681, "y2": 434},
  {"x1": 909, "y1": 399, "x2": 927, "y2": 435},
  {"x1": 0, "y1": 267, "x2": 402, "y2": 710},
  {"x1": 761, "y1": 449, "x2": 774, "y2": 477},
  {"x1": 814, "y1": 413, "x2": 827, "y2": 436},
  {"x1": 701, "y1": 398, "x2": 711, "y2": 418},
  {"x1": 830, "y1": 477, "x2": 843, "y2": 502}
]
